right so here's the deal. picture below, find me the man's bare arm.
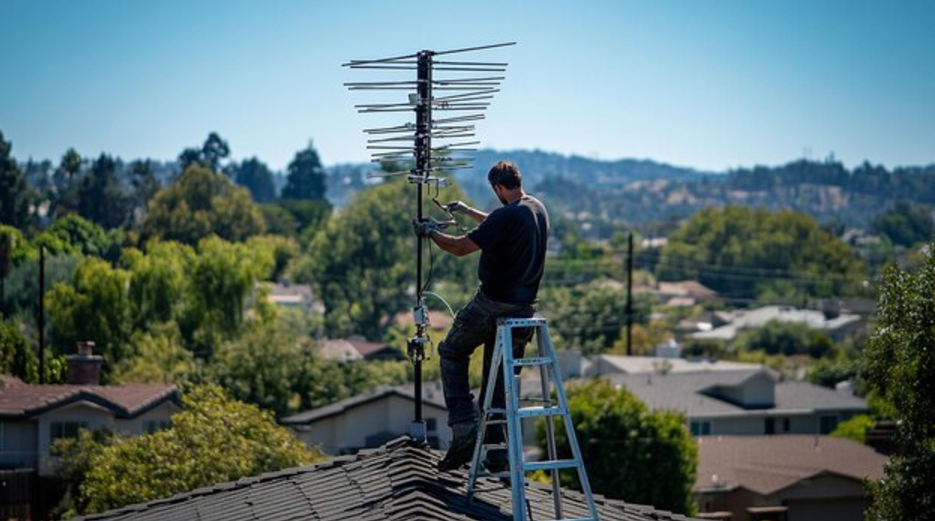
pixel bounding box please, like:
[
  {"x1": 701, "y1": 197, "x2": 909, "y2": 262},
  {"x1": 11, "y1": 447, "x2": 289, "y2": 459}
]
[
  {"x1": 461, "y1": 206, "x2": 488, "y2": 224},
  {"x1": 431, "y1": 231, "x2": 480, "y2": 257},
  {"x1": 447, "y1": 201, "x2": 488, "y2": 224}
]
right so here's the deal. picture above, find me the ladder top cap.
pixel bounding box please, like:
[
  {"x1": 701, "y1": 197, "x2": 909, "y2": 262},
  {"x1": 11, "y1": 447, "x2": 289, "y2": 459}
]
[{"x1": 497, "y1": 317, "x2": 548, "y2": 326}]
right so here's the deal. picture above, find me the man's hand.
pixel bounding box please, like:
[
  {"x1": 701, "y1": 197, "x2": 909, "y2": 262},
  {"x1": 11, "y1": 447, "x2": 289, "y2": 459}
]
[
  {"x1": 444, "y1": 200, "x2": 471, "y2": 214},
  {"x1": 412, "y1": 218, "x2": 439, "y2": 238}
]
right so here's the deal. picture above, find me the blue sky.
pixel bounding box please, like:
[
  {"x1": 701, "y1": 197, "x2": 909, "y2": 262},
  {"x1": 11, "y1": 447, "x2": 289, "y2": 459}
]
[{"x1": 1, "y1": 0, "x2": 933, "y2": 172}]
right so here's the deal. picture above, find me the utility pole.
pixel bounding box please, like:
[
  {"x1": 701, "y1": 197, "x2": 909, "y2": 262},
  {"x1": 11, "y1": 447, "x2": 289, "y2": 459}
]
[
  {"x1": 39, "y1": 244, "x2": 45, "y2": 384},
  {"x1": 625, "y1": 232, "x2": 633, "y2": 356}
]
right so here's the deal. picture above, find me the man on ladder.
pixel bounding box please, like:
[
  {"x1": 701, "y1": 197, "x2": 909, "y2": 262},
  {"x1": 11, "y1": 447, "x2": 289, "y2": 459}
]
[{"x1": 413, "y1": 160, "x2": 550, "y2": 472}]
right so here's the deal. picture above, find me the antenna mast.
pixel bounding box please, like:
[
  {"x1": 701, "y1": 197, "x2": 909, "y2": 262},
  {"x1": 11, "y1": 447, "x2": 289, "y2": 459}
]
[{"x1": 343, "y1": 42, "x2": 515, "y2": 441}]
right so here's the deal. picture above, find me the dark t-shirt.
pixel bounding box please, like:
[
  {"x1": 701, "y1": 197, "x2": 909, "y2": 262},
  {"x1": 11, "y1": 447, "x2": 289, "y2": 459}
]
[{"x1": 467, "y1": 195, "x2": 550, "y2": 305}]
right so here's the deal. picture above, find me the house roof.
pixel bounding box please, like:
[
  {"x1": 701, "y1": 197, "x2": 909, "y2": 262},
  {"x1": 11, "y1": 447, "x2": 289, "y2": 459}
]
[
  {"x1": 0, "y1": 379, "x2": 178, "y2": 420},
  {"x1": 692, "y1": 305, "x2": 861, "y2": 341},
  {"x1": 69, "y1": 436, "x2": 700, "y2": 521},
  {"x1": 607, "y1": 370, "x2": 866, "y2": 417},
  {"x1": 281, "y1": 386, "x2": 448, "y2": 426},
  {"x1": 586, "y1": 355, "x2": 761, "y2": 377},
  {"x1": 694, "y1": 435, "x2": 887, "y2": 496},
  {"x1": 317, "y1": 339, "x2": 365, "y2": 362}
]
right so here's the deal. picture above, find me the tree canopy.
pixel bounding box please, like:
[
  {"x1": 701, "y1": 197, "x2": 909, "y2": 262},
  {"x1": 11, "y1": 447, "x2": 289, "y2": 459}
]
[
  {"x1": 864, "y1": 240, "x2": 935, "y2": 520},
  {"x1": 141, "y1": 166, "x2": 266, "y2": 245},
  {"x1": 0, "y1": 130, "x2": 29, "y2": 228},
  {"x1": 658, "y1": 206, "x2": 866, "y2": 301},
  {"x1": 281, "y1": 143, "x2": 326, "y2": 201}
]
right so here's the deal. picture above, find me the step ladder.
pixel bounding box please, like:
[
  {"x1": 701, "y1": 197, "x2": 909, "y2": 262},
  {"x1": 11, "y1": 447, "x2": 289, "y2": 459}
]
[{"x1": 466, "y1": 317, "x2": 599, "y2": 521}]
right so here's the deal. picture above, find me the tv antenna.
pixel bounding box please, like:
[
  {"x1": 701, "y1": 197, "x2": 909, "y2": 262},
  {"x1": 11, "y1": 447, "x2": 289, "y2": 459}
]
[{"x1": 343, "y1": 42, "x2": 515, "y2": 441}]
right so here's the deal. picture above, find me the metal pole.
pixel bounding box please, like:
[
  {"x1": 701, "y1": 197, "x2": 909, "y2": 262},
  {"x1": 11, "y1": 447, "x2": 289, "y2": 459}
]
[
  {"x1": 39, "y1": 244, "x2": 45, "y2": 384},
  {"x1": 625, "y1": 233, "x2": 633, "y2": 356}
]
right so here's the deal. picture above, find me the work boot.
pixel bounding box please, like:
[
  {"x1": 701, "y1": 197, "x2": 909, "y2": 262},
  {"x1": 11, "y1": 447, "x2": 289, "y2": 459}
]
[
  {"x1": 483, "y1": 448, "x2": 510, "y2": 474},
  {"x1": 438, "y1": 421, "x2": 477, "y2": 472}
]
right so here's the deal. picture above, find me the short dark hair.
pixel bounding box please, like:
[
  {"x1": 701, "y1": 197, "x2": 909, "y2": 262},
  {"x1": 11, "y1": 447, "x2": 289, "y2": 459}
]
[{"x1": 487, "y1": 161, "x2": 522, "y2": 189}]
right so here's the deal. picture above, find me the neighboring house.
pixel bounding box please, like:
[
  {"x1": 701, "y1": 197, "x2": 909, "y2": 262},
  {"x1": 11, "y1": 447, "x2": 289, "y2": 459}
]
[
  {"x1": 394, "y1": 309, "x2": 454, "y2": 331},
  {"x1": 691, "y1": 305, "x2": 862, "y2": 342},
  {"x1": 263, "y1": 282, "x2": 324, "y2": 314},
  {"x1": 0, "y1": 343, "x2": 179, "y2": 476},
  {"x1": 315, "y1": 336, "x2": 407, "y2": 362},
  {"x1": 633, "y1": 280, "x2": 718, "y2": 307},
  {"x1": 281, "y1": 385, "x2": 450, "y2": 454},
  {"x1": 66, "y1": 437, "x2": 702, "y2": 521},
  {"x1": 607, "y1": 368, "x2": 867, "y2": 436},
  {"x1": 583, "y1": 354, "x2": 761, "y2": 378},
  {"x1": 677, "y1": 310, "x2": 735, "y2": 334},
  {"x1": 694, "y1": 435, "x2": 887, "y2": 521},
  {"x1": 315, "y1": 339, "x2": 364, "y2": 362}
]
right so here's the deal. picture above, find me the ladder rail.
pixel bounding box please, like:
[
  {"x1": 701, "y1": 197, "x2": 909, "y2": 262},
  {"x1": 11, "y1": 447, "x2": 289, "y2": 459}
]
[
  {"x1": 540, "y1": 325, "x2": 600, "y2": 520},
  {"x1": 501, "y1": 326, "x2": 528, "y2": 521},
  {"x1": 537, "y1": 327, "x2": 564, "y2": 520}
]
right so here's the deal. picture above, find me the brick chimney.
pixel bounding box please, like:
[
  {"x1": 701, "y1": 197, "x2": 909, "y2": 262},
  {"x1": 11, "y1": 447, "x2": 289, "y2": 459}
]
[{"x1": 67, "y1": 341, "x2": 103, "y2": 385}]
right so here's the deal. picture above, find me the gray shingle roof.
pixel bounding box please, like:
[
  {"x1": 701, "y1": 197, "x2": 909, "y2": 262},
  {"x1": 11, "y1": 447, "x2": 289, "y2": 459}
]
[
  {"x1": 281, "y1": 386, "x2": 447, "y2": 425},
  {"x1": 68, "y1": 437, "x2": 700, "y2": 521},
  {"x1": 606, "y1": 369, "x2": 866, "y2": 417},
  {"x1": 694, "y1": 435, "x2": 887, "y2": 495}
]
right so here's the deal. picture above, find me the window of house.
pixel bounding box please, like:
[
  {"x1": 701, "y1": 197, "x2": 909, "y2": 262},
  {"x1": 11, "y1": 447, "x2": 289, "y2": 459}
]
[
  {"x1": 425, "y1": 418, "x2": 437, "y2": 432},
  {"x1": 143, "y1": 420, "x2": 171, "y2": 434},
  {"x1": 50, "y1": 421, "x2": 88, "y2": 443},
  {"x1": 765, "y1": 418, "x2": 775, "y2": 435},
  {"x1": 0, "y1": 422, "x2": 5, "y2": 450},
  {"x1": 783, "y1": 418, "x2": 791, "y2": 432},
  {"x1": 819, "y1": 415, "x2": 839, "y2": 434},
  {"x1": 690, "y1": 421, "x2": 711, "y2": 436}
]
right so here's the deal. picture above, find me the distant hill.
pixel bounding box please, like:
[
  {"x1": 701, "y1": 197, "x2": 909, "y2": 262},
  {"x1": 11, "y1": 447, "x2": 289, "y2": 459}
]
[{"x1": 329, "y1": 151, "x2": 935, "y2": 236}]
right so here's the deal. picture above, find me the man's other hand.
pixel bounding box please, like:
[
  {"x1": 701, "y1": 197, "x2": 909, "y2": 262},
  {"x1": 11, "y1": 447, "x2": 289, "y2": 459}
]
[{"x1": 412, "y1": 218, "x2": 439, "y2": 237}]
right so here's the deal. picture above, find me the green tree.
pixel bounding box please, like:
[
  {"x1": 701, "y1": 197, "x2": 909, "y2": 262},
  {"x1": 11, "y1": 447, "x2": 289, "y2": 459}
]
[
  {"x1": 541, "y1": 379, "x2": 697, "y2": 514},
  {"x1": 659, "y1": 206, "x2": 866, "y2": 300},
  {"x1": 831, "y1": 414, "x2": 875, "y2": 444},
  {"x1": 292, "y1": 178, "x2": 474, "y2": 339},
  {"x1": 864, "y1": 240, "x2": 935, "y2": 520},
  {"x1": 111, "y1": 322, "x2": 202, "y2": 386},
  {"x1": 141, "y1": 166, "x2": 266, "y2": 245},
  {"x1": 235, "y1": 157, "x2": 276, "y2": 203},
  {"x1": 56, "y1": 385, "x2": 321, "y2": 516},
  {"x1": 0, "y1": 130, "x2": 29, "y2": 227},
  {"x1": 35, "y1": 214, "x2": 123, "y2": 260},
  {"x1": 733, "y1": 320, "x2": 834, "y2": 358},
  {"x1": 126, "y1": 241, "x2": 195, "y2": 330},
  {"x1": 129, "y1": 159, "x2": 161, "y2": 221},
  {"x1": 0, "y1": 316, "x2": 37, "y2": 381},
  {"x1": 281, "y1": 143, "x2": 326, "y2": 201},
  {"x1": 871, "y1": 200, "x2": 935, "y2": 247},
  {"x1": 46, "y1": 258, "x2": 131, "y2": 379},
  {"x1": 246, "y1": 234, "x2": 300, "y2": 281},
  {"x1": 51, "y1": 148, "x2": 84, "y2": 218},
  {"x1": 177, "y1": 132, "x2": 231, "y2": 173},
  {"x1": 77, "y1": 154, "x2": 129, "y2": 229},
  {"x1": 179, "y1": 237, "x2": 273, "y2": 359}
]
